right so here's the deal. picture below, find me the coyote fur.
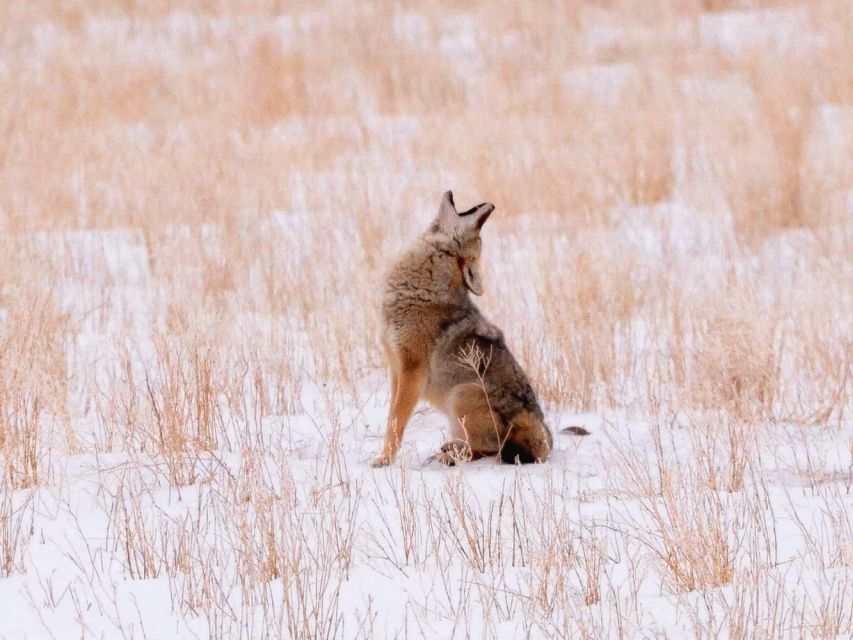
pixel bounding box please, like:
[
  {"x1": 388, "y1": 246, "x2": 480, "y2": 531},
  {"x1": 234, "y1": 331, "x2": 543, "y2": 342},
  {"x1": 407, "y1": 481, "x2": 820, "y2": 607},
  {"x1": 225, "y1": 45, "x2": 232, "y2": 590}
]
[{"x1": 372, "y1": 191, "x2": 553, "y2": 467}]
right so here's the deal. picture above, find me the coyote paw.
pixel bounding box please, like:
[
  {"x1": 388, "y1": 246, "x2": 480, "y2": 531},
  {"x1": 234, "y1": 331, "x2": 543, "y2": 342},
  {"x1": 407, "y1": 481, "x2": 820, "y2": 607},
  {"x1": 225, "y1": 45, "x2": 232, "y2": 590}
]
[
  {"x1": 433, "y1": 441, "x2": 472, "y2": 466},
  {"x1": 371, "y1": 454, "x2": 393, "y2": 468},
  {"x1": 433, "y1": 451, "x2": 462, "y2": 466}
]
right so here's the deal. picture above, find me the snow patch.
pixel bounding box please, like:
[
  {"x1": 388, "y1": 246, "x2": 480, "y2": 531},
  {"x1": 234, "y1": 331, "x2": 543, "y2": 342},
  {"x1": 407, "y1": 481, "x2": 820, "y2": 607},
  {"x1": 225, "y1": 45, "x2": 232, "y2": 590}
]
[{"x1": 700, "y1": 8, "x2": 817, "y2": 54}]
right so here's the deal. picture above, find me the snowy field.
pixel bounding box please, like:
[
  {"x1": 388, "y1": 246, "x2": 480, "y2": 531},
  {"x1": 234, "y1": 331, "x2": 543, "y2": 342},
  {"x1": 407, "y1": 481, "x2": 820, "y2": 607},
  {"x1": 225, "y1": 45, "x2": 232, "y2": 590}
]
[{"x1": 0, "y1": 1, "x2": 851, "y2": 638}]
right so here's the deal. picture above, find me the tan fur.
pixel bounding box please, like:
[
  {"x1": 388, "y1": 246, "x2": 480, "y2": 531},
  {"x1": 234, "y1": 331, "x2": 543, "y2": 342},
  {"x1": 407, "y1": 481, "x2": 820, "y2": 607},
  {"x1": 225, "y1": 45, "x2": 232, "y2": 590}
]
[{"x1": 372, "y1": 191, "x2": 553, "y2": 467}]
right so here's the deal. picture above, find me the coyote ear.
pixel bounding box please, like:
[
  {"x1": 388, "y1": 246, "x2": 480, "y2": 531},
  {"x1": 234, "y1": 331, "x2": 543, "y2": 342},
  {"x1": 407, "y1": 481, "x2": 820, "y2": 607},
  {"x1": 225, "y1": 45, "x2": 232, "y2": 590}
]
[
  {"x1": 434, "y1": 190, "x2": 458, "y2": 232},
  {"x1": 439, "y1": 190, "x2": 457, "y2": 217},
  {"x1": 457, "y1": 202, "x2": 495, "y2": 232}
]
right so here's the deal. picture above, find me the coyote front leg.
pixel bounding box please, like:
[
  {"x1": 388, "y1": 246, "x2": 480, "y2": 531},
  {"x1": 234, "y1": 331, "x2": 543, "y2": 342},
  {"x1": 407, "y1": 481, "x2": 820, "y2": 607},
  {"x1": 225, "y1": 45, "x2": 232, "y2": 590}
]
[{"x1": 373, "y1": 358, "x2": 426, "y2": 467}]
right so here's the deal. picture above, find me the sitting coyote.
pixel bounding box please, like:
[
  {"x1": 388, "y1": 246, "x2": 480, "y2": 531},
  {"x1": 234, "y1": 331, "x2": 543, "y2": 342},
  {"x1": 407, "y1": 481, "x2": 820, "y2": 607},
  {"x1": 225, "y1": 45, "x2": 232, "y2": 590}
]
[{"x1": 372, "y1": 191, "x2": 553, "y2": 467}]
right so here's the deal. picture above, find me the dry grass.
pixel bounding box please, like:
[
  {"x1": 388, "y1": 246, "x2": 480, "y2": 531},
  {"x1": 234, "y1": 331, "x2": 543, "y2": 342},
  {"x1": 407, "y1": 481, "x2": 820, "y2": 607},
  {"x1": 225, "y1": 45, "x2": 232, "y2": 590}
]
[{"x1": 0, "y1": 0, "x2": 851, "y2": 637}]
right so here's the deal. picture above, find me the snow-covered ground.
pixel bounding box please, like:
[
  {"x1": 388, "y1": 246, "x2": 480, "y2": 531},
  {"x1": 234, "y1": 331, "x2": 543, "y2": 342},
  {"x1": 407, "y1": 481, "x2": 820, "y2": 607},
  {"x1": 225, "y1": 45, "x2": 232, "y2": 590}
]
[
  {"x1": 2, "y1": 203, "x2": 851, "y2": 638},
  {"x1": 1, "y1": 378, "x2": 851, "y2": 638},
  {"x1": 1, "y1": 2, "x2": 852, "y2": 638}
]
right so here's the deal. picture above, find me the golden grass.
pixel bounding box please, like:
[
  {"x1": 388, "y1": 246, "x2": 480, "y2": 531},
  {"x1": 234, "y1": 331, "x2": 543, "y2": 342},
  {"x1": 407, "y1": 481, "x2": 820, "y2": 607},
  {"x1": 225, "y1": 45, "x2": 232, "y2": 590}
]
[{"x1": 0, "y1": 0, "x2": 851, "y2": 636}]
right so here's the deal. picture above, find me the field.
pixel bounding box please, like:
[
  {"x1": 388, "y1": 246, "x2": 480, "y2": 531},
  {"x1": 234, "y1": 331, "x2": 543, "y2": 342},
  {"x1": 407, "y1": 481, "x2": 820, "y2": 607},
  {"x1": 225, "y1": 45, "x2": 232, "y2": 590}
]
[{"x1": 0, "y1": 0, "x2": 851, "y2": 637}]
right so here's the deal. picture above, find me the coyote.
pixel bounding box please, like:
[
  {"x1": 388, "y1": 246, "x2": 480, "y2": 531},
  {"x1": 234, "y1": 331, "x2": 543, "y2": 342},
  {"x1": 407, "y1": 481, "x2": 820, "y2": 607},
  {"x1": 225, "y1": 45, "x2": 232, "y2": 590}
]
[{"x1": 372, "y1": 191, "x2": 553, "y2": 467}]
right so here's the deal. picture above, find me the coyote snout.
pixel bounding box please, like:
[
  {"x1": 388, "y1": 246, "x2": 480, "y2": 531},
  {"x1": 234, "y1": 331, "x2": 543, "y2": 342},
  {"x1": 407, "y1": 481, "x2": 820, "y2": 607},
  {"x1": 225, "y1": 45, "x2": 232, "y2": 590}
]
[{"x1": 372, "y1": 191, "x2": 553, "y2": 467}]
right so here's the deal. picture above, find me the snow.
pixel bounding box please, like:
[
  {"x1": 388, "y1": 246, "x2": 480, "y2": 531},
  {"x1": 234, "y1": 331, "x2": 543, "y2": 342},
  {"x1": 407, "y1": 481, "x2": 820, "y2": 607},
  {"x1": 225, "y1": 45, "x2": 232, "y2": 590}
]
[
  {"x1": 800, "y1": 105, "x2": 853, "y2": 217},
  {"x1": 699, "y1": 8, "x2": 818, "y2": 55},
  {"x1": 3, "y1": 170, "x2": 850, "y2": 640},
  {"x1": 562, "y1": 64, "x2": 640, "y2": 104},
  {"x1": 3, "y1": 365, "x2": 851, "y2": 637},
  {"x1": 2, "y1": 5, "x2": 852, "y2": 639},
  {"x1": 393, "y1": 11, "x2": 431, "y2": 49}
]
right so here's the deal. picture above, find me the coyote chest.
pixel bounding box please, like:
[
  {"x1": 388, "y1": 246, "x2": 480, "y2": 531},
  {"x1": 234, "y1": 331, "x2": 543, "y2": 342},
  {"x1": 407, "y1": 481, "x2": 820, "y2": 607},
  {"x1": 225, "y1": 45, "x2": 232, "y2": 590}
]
[{"x1": 381, "y1": 245, "x2": 470, "y2": 363}]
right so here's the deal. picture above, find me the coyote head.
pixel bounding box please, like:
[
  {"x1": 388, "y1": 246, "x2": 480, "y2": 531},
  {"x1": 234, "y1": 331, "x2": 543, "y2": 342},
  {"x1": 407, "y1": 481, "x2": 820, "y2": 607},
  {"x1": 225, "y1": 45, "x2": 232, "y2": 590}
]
[{"x1": 428, "y1": 191, "x2": 494, "y2": 296}]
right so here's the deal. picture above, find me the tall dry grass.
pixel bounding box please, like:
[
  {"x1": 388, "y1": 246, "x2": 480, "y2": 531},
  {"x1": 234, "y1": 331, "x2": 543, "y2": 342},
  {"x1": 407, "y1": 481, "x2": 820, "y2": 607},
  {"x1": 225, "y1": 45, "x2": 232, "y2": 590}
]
[{"x1": 0, "y1": 0, "x2": 851, "y2": 637}]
